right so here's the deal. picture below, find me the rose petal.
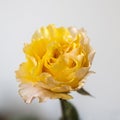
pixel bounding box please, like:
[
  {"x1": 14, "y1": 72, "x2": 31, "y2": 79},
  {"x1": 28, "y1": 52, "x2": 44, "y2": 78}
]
[
  {"x1": 88, "y1": 48, "x2": 96, "y2": 65},
  {"x1": 37, "y1": 73, "x2": 73, "y2": 92},
  {"x1": 19, "y1": 83, "x2": 72, "y2": 103},
  {"x1": 75, "y1": 71, "x2": 95, "y2": 90}
]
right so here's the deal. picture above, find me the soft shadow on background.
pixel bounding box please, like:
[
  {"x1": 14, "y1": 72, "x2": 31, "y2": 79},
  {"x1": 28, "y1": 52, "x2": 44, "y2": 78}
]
[{"x1": 0, "y1": 0, "x2": 120, "y2": 120}]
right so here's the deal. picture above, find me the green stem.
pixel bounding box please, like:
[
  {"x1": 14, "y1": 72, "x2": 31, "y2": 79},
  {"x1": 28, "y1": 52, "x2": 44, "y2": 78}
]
[{"x1": 60, "y1": 99, "x2": 67, "y2": 120}]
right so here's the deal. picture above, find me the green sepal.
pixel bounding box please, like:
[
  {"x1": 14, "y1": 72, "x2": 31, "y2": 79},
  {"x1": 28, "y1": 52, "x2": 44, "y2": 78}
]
[{"x1": 77, "y1": 88, "x2": 93, "y2": 97}]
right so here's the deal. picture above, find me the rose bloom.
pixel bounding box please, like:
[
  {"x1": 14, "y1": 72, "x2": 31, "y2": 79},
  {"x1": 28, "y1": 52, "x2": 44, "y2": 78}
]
[{"x1": 16, "y1": 24, "x2": 95, "y2": 103}]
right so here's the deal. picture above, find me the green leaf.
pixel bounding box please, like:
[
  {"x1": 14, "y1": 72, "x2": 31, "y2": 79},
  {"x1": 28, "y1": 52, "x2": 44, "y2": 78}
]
[
  {"x1": 77, "y1": 88, "x2": 93, "y2": 97},
  {"x1": 60, "y1": 99, "x2": 80, "y2": 120}
]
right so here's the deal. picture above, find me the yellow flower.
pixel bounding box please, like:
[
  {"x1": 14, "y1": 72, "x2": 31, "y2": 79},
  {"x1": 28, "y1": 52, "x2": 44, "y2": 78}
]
[{"x1": 16, "y1": 24, "x2": 95, "y2": 103}]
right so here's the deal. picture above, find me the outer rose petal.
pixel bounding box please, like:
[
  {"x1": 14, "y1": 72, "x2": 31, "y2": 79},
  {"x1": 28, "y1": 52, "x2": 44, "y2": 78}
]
[
  {"x1": 88, "y1": 48, "x2": 95, "y2": 65},
  {"x1": 75, "y1": 71, "x2": 95, "y2": 90},
  {"x1": 79, "y1": 28, "x2": 96, "y2": 64},
  {"x1": 19, "y1": 83, "x2": 72, "y2": 103},
  {"x1": 68, "y1": 27, "x2": 95, "y2": 89},
  {"x1": 68, "y1": 27, "x2": 95, "y2": 63}
]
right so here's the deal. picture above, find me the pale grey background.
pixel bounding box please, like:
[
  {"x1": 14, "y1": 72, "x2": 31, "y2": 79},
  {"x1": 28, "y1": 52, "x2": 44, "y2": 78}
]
[{"x1": 0, "y1": 0, "x2": 120, "y2": 120}]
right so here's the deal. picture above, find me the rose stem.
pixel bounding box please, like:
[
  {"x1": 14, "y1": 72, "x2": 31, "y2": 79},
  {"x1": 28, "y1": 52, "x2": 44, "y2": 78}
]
[{"x1": 60, "y1": 99, "x2": 67, "y2": 120}]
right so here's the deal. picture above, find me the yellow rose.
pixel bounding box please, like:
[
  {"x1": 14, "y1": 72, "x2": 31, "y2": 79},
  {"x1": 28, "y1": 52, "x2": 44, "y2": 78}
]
[{"x1": 16, "y1": 24, "x2": 95, "y2": 103}]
